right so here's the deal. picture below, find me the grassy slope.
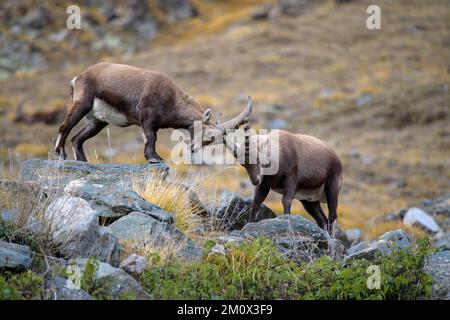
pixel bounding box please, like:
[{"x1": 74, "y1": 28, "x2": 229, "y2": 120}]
[{"x1": 0, "y1": 0, "x2": 449, "y2": 238}]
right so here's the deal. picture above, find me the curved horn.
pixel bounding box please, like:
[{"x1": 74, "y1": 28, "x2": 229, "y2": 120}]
[
  {"x1": 203, "y1": 108, "x2": 212, "y2": 123},
  {"x1": 222, "y1": 96, "x2": 253, "y2": 130}
]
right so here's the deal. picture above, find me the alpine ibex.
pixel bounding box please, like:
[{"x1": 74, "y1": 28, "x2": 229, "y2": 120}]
[
  {"x1": 54, "y1": 62, "x2": 252, "y2": 162},
  {"x1": 223, "y1": 120, "x2": 343, "y2": 234}
]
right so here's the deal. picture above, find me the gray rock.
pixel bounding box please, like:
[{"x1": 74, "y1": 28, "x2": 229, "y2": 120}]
[
  {"x1": 0, "y1": 240, "x2": 33, "y2": 270},
  {"x1": 215, "y1": 235, "x2": 246, "y2": 246},
  {"x1": 20, "y1": 159, "x2": 168, "y2": 191},
  {"x1": 234, "y1": 215, "x2": 330, "y2": 261},
  {"x1": 423, "y1": 251, "x2": 450, "y2": 300},
  {"x1": 110, "y1": 212, "x2": 202, "y2": 262},
  {"x1": 211, "y1": 244, "x2": 226, "y2": 255},
  {"x1": 158, "y1": 0, "x2": 198, "y2": 23},
  {"x1": 278, "y1": 0, "x2": 311, "y2": 16},
  {"x1": 356, "y1": 94, "x2": 373, "y2": 108},
  {"x1": 344, "y1": 229, "x2": 411, "y2": 263},
  {"x1": 213, "y1": 192, "x2": 277, "y2": 230},
  {"x1": 72, "y1": 259, "x2": 151, "y2": 300},
  {"x1": 403, "y1": 207, "x2": 440, "y2": 233},
  {"x1": 119, "y1": 254, "x2": 147, "y2": 278},
  {"x1": 251, "y1": 3, "x2": 274, "y2": 20},
  {"x1": 44, "y1": 196, "x2": 121, "y2": 266},
  {"x1": 64, "y1": 179, "x2": 174, "y2": 223},
  {"x1": 345, "y1": 228, "x2": 364, "y2": 244},
  {"x1": 44, "y1": 276, "x2": 93, "y2": 300}
]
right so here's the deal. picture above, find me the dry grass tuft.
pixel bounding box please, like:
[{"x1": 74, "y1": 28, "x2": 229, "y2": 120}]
[{"x1": 133, "y1": 173, "x2": 204, "y2": 238}]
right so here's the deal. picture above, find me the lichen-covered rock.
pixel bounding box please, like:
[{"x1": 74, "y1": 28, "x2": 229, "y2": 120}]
[
  {"x1": 20, "y1": 159, "x2": 168, "y2": 191},
  {"x1": 110, "y1": 212, "x2": 202, "y2": 262},
  {"x1": 345, "y1": 228, "x2": 364, "y2": 244},
  {"x1": 423, "y1": 251, "x2": 450, "y2": 300},
  {"x1": 44, "y1": 196, "x2": 121, "y2": 266},
  {"x1": 119, "y1": 254, "x2": 147, "y2": 278},
  {"x1": 232, "y1": 215, "x2": 330, "y2": 261},
  {"x1": 344, "y1": 229, "x2": 411, "y2": 263},
  {"x1": 44, "y1": 276, "x2": 93, "y2": 300},
  {"x1": 64, "y1": 179, "x2": 174, "y2": 223},
  {"x1": 0, "y1": 240, "x2": 32, "y2": 270},
  {"x1": 71, "y1": 259, "x2": 151, "y2": 300},
  {"x1": 213, "y1": 192, "x2": 277, "y2": 230}
]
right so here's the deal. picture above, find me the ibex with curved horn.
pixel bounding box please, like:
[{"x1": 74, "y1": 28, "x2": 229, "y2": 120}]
[
  {"x1": 54, "y1": 62, "x2": 252, "y2": 162},
  {"x1": 222, "y1": 113, "x2": 343, "y2": 234}
]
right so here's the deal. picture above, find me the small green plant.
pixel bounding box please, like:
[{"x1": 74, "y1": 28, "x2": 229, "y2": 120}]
[
  {"x1": 141, "y1": 237, "x2": 433, "y2": 300},
  {"x1": 0, "y1": 271, "x2": 43, "y2": 300},
  {"x1": 80, "y1": 257, "x2": 99, "y2": 294}
]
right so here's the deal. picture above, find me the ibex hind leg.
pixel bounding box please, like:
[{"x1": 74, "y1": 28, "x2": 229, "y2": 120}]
[
  {"x1": 301, "y1": 200, "x2": 328, "y2": 230},
  {"x1": 325, "y1": 173, "x2": 341, "y2": 236},
  {"x1": 71, "y1": 117, "x2": 107, "y2": 161},
  {"x1": 55, "y1": 80, "x2": 94, "y2": 159}
]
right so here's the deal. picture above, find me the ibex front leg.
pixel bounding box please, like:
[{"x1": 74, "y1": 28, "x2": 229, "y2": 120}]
[{"x1": 142, "y1": 122, "x2": 163, "y2": 163}]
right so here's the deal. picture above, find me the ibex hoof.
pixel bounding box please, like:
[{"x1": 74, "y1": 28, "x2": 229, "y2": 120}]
[{"x1": 148, "y1": 158, "x2": 164, "y2": 164}]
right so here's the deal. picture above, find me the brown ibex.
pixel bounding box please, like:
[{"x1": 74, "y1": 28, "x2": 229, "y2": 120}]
[
  {"x1": 54, "y1": 62, "x2": 252, "y2": 162},
  {"x1": 223, "y1": 119, "x2": 343, "y2": 234}
]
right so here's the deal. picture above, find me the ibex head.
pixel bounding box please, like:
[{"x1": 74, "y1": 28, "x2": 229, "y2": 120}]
[{"x1": 191, "y1": 96, "x2": 254, "y2": 153}]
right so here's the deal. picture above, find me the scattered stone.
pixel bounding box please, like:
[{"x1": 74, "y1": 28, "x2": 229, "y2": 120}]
[
  {"x1": 345, "y1": 228, "x2": 364, "y2": 244},
  {"x1": 72, "y1": 259, "x2": 151, "y2": 300},
  {"x1": 0, "y1": 240, "x2": 33, "y2": 270},
  {"x1": 64, "y1": 179, "x2": 174, "y2": 223},
  {"x1": 158, "y1": 0, "x2": 198, "y2": 23},
  {"x1": 44, "y1": 276, "x2": 93, "y2": 300},
  {"x1": 403, "y1": 207, "x2": 440, "y2": 233},
  {"x1": 423, "y1": 251, "x2": 450, "y2": 300},
  {"x1": 344, "y1": 229, "x2": 411, "y2": 263},
  {"x1": 44, "y1": 196, "x2": 121, "y2": 266},
  {"x1": 119, "y1": 254, "x2": 147, "y2": 278},
  {"x1": 251, "y1": 3, "x2": 274, "y2": 20},
  {"x1": 278, "y1": 0, "x2": 311, "y2": 16},
  {"x1": 110, "y1": 212, "x2": 202, "y2": 262},
  {"x1": 215, "y1": 235, "x2": 246, "y2": 246},
  {"x1": 211, "y1": 243, "x2": 226, "y2": 255},
  {"x1": 213, "y1": 192, "x2": 277, "y2": 230},
  {"x1": 356, "y1": 93, "x2": 373, "y2": 108}
]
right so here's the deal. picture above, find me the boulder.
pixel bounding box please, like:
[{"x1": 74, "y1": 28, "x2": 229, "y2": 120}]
[
  {"x1": 20, "y1": 159, "x2": 168, "y2": 191},
  {"x1": 213, "y1": 192, "x2": 277, "y2": 230},
  {"x1": 119, "y1": 254, "x2": 147, "y2": 278},
  {"x1": 345, "y1": 228, "x2": 364, "y2": 244},
  {"x1": 344, "y1": 229, "x2": 411, "y2": 263},
  {"x1": 233, "y1": 215, "x2": 330, "y2": 261},
  {"x1": 44, "y1": 196, "x2": 121, "y2": 266},
  {"x1": 423, "y1": 251, "x2": 450, "y2": 300},
  {"x1": 64, "y1": 179, "x2": 174, "y2": 223},
  {"x1": 403, "y1": 207, "x2": 440, "y2": 233},
  {"x1": 0, "y1": 240, "x2": 32, "y2": 270},
  {"x1": 110, "y1": 212, "x2": 202, "y2": 262},
  {"x1": 72, "y1": 259, "x2": 151, "y2": 300},
  {"x1": 44, "y1": 276, "x2": 93, "y2": 300}
]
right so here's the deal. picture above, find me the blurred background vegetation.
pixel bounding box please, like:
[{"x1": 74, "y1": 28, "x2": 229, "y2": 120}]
[{"x1": 0, "y1": 0, "x2": 449, "y2": 238}]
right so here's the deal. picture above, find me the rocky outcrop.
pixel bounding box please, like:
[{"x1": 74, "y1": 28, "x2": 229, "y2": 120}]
[
  {"x1": 20, "y1": 159, "x2": 168, "y2": 191},
  {"x1": 344, "y1": 229, "x2": 411, "y2": 263},
  {"x1": 403, "y1": 207, "x2": 440, "y2": 233},
  {"x1": 44, "y1": 196, "x2": 121, "y2": 266},
  {"x1": 212, "y1": 192, "x2": 277, "y2": 230},
  {"x1": 110, "y1": 212, "x2": 202, "y2": 262},
  {"x1": 64, "y1": 179, "x2": 174, "y2": 223},
  {"x1": 0, "y1": 240, "x2": 33, "y2": 270},
  {"x1": 71, "y1": 258, "x2": 151, "y2": 300}
]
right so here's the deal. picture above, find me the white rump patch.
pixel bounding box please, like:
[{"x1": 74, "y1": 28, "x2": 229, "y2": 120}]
[{"x1": 90, "y1": 98, "x2": 130, "y2": 127}]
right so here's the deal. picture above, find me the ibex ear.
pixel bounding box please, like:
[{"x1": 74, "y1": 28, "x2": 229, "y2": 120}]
[{"x1": 203, "y1": 108, "x2": 212, "y2": 123}]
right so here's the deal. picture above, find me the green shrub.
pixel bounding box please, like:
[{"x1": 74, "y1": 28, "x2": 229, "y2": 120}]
[
  {"x1": 0, "y1": 271, "x2": 43, "y2": 300},
  {"x1": 141, "y1": 238, "x2": 433, "y2": 300}
]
